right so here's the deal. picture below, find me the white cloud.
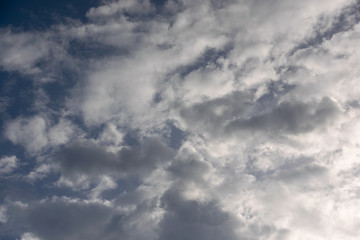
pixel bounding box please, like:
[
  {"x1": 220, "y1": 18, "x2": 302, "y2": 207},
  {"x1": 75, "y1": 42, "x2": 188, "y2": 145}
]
[
  {"x1": 5, "y1": 116, "x2": 77, "y2": 155},
  {"x1": 0, "y1": 205, "x2": 7, "y2": 223},
  {"x1": 0, "y1": 31, "x2": 50, "y2": 75},
  {"x1": 90, "y1": 175, "x2": 117, "y2": 199},
  {"x1": 5, "y1": 116, "x2": 48, "y2": 154},
  {"x1": 48, "y1": 119, "x2": 75, "y2": 146},
  {"x1": 21, "y1": 233, "x2": 42, "y2": 240},
  {"x1": 0, "y1": 155, "x2": 17, "y2": 175}
]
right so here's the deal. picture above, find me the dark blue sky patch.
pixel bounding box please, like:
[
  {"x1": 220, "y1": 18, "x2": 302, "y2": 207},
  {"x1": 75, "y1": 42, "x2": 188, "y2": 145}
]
[
  {"x1": 0, "y1": 177, "x2": 37, "y2": 203},
  {"x1": 150, "y1": 0, "x2": 167, "y2": 7},
  {"x1": 0, "y1": 71, "x2": 35, "y2": 119},
  {"x1": 122, "y1": 130, "x2": 141, "y2": 147},
  {"x1": 0, "y1": 169, "x2": 87, "y2": 205},
  {"x1": 0, "y1": 235, "x2": 18, "y2": 240},
  {"x1": 0, "y1": 0, "x2": 101, "y2": 30},
  {"x1": 67, "y1": 39, "x2": 130, "y2": 59},
  {"x1": 41, "y1": 69, "x2": 79, "y2": 112},
  {"x1": 122, "y1": 0, "x2": 173, "y2": 21},
  {"x1": 168, "y1": 123, "x2": 187, "y2": 149}
]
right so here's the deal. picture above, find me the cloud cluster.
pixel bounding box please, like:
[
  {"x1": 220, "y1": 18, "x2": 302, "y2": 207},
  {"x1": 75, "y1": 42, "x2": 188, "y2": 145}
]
[{"x1": 0, "y1": 0, "x2": 360, "y2": 239}]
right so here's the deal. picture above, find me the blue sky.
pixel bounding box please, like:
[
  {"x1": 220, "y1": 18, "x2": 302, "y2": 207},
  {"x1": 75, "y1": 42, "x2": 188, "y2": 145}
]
[
  {"x1": 0, "y1": 0, "x2": 99, "y2": 28},
  {"x1": 1, "y1": 0, "x2": 360, "y2": 240}
]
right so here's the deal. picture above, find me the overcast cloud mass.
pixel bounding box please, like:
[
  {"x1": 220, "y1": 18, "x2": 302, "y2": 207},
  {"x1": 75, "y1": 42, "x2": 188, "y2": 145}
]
[{"x1": 0, "y1": 0, "x2": 360, "y2": 239}]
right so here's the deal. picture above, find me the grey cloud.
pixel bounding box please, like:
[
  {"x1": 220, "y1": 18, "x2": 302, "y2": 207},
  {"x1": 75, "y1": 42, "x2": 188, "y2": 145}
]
[
  {"x1": 180, "y1": 90, "x2": 254, "y2": 136},
  {"x1": 255, "y1": 81, "x2": 295, "y2": 113},
  {"x1": 226, "y1": 97, "x2": 340, "y2": 135},
  {"x1": 161, "y1": 122, "x2": 187, "y2": 149},
  {"x1": 28, "y1": 201, "x2": 112, "y2": 240},
  {"x1": 179, "y1": 81, "x2": 297, "y2": 137},
  {"x1": 274, "y1": 163, "x2": 327, "y2": 184},
  {"x1": 167, "y1": 153, "x2": 211, "y2": 184},
  {"x1": 158, "y1": 150, "x2": 244, "y2": 240},
  {"x1": 235, "y1": 57, "x2": 261, "y2": 80},
  {"x1": 2, "y1": 199, "x2": 120, "y2": 240},
  {"x1": 157, "y1": 189, "x2": 241, "y2": 240},
  {"x1": 248, "y1": 155, "x2": 328, "y2": 184},
  {"x1": 56, "y1": 137, "x2": 174, "y2": 177},
  {"x1": 347, "y1": 100, "x2": 360, "y2": 109},
  {"x1": 210, "y1": 0, "x2": 236, "y2": 10},
  {"x1": 3, "y1": 195, "x2": 163, "y2": 240}
]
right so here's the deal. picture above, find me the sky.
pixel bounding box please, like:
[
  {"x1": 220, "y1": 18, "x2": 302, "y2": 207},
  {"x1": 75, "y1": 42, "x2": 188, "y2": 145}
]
[{"x1": 0, "y1": 0, "x2": 360, "y2": 239}]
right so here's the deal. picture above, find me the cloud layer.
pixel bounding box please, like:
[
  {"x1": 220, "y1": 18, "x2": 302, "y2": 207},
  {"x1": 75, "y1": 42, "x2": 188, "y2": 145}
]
[{"x1": 1, "y1": 0, "x2": 360, "y2": 239}]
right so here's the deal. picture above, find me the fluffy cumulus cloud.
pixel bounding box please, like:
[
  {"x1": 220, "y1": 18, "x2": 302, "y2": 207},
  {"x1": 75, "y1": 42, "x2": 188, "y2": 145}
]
[{"x1": 0, "y1": 0, "x2": 360, "y2": 239}]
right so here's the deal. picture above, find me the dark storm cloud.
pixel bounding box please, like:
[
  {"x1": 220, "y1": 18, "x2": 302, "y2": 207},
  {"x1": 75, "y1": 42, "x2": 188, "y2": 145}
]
[
  {"x1": 226, "y1": 97, "x2": 340, "y2": 135},
  {"x1": 157, "y1": 189, "x2": 241, "y2": 240},
  {"x1": 56, "y1": 138, "x2": 174, "y2": 177},
  {"x1": 290, "y1": 0, "x2": 360, "y2": 55}
]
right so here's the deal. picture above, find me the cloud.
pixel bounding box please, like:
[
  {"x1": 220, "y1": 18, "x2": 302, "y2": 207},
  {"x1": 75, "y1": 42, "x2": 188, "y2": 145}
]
[
  {"x1": 5, "y1": 198, "x2": 115, "y2": 240},
  {"x1": 0, "y1": 155, "x2": 18, "y2": 175},
  {"x1": 56, "y1": 137, "x2": 175, "y2": 179},
  {"x1": 0, "y1": 0, "x2": 360, "y2": 239},
  {"x1": 0, "y1": 205, "x2": 7, "y2": 223},
  {"x1": 5, "y1": 116, "x2": 48, "y2": 154},
  {"x1": 157, "y1": 189, "x2": 241, "y2": 240},
  {"x1": 21, "y1": 232, "x2": 42, "y2": 240},
  {"x1": 226, "y1": 97, "x2": 340, "y2": 135},
  {"x1": 5, "y1": 116, "x2": 77, "y2": 154},
  {"x1": 179, "y1": 90, "x2": 254, "y2": 137},
  {"x1": 290, "y1": 0, "x2": 360, "y2": 55},
  {"x1": 0, "y1": 30, "x2": 50, "y2": 74}
]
